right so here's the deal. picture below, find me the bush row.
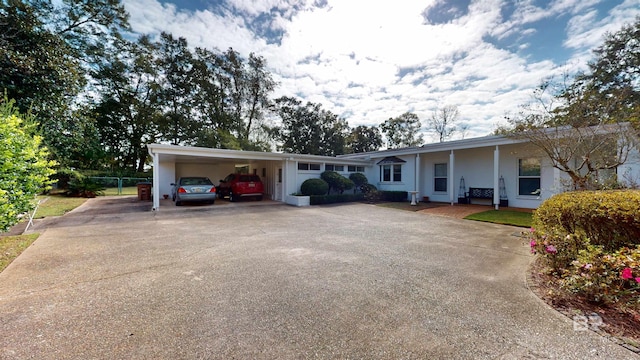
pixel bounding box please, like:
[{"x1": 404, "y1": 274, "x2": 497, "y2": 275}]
[
  {"x1": 533, "y1": 190, "x2": 640, "y2": 251},
  {"x1": 310, "y1": 193, "x2": 364, "y2": 205},
  {"x1": 379, "y1": 191, "x2": 408, "y2": 202},
  {"x1": 528, "y1": 190, "x2": 640, "y2": 304}
]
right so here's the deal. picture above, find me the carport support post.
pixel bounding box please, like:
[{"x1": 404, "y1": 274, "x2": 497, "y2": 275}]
[
  {"x1": 415, "y1": 153, "x2": 420, "y2": 202},
  {"x1": 151, "y1": 149, "x2": 160, "y2": 211},
  {"x1": 449, "y1": 151, "x2": 455, "y2": 205},
  {"x1": 493, "y1": 146, "x2": 500, "y2": 210}
]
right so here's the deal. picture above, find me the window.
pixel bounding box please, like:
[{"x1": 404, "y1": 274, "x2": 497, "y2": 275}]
[
  {"x1": 326, "y1": 164, "x2": 345, "y2": 172},
  {"x1": 348, "y1": 165, "x2": 364, "y2": 172},
  {"x1": 518, "y1": 158, "x2": 541, "y2": 196},
  {"x1": 298, "y1": 163, "x2": 321, "y2": 171},
  {"x1": 380, "y1": 164, "x2": 402, "y2": 182},
  {"x1": 434, "y1": 163, "x2": 447, "y2": 192}
]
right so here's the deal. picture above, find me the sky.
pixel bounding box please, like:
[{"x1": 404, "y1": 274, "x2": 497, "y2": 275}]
[{"x1": 122, "y1": 0, "x2": 640, "y2": 142}]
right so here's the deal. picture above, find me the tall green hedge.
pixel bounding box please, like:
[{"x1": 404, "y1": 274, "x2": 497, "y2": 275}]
[
  {"x1": 533, "y1": 190, "x2": 640, "y2": 251},
  {"x1": 310, "y1": 193, "x2": 364, "y2": 205}
]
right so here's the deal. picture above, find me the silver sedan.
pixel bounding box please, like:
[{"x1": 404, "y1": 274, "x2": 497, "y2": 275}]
[{"x1": 171, "y1": 177, "x2": 217, "y2": 206}]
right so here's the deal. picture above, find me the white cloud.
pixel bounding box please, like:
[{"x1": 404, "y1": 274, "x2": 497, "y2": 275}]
[{"x1": 122, "y1": 0, "x2": 637, "y2": 142}]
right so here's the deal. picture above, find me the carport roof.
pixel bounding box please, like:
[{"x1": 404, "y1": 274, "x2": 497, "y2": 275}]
[{"x1": 147, "y1": 143, "x2": 373, "y2": 165}]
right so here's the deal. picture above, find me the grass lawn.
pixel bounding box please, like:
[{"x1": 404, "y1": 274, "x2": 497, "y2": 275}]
[
  {"x1": 103, "y1": 186, "x2": 138, "y2": 196},
  {"x1": 464, "y1": 210, "x2": 533, "y2": 227},
  {"x1": 35, "y1": 195, "x2": 87, "y2": 219},
  {"x1": 0, "y1": 233, "x2": 39, "y2": 272}
]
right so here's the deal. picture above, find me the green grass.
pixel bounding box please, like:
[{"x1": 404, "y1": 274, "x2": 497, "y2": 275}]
[
  {"x1": 34, "y1": 195, "x2": 87, "y2": 219},
  {"x1": 0, "y1": 233, "x2": 39, "y2": 272},
  {"x1": 464, "y1": 210, "x2": 533, "y2": 227},
  {"x1": 103, "y1": 186, "x2": 138, "y2": 196}
]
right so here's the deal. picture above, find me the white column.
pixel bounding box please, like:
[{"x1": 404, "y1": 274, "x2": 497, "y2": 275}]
[
  {"x1": 284, "y1": 159, "x2": 289, "y2": 198},
  {"x1": 415, "y1": 153, "x2": 420, "y2": 201},
  {"x1": 151, "y1": 150, "x2": 160, "y2": 211},
  {"x1": 449, "y1": 150, "x2": 455, "y2": 205},
  {"x1": 493, "y1": 146, "x2": 500, "y2": 210}
]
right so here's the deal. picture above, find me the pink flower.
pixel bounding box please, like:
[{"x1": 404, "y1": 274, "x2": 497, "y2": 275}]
[
  {"x1": 530, "y1": 240, "x2": 536, "y2": 247},
  {"x1": 529, "y1": 227, "x2": 535, "y2": 233},
  {"x1": 545, "y1": 245, "x2": 557, "y2": 254},
  {"x1": 621, "y1": 268, "x2": 633, "y2": 280},
  {"x1": 635, "y1": 277, "x2": 640, "y2": 283},
  {"x1": 583, "y1": 263, "x2": 592, "y2": 270}
]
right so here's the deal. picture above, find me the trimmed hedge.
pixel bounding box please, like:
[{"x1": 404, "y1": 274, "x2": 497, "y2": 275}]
[
  {"x1": 321, "y1": 171, "x2": 354, "y2": 194},
  {"x1": 301, "y1": 178, "x2": 329, "y2": 196},
  {"x1": 533, "y1": 190, "x2": 640, "y2": 251},
  {"x1": 310, "y1": 193, "x2": 364, "y2": 205},
  {"x1": 379, "y1": 191, "x2": 408, "y2": 202}
]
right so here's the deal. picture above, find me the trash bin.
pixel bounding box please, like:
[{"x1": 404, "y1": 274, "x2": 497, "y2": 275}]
[{"x1": 137, "y1": 182, "x2": 152, "y2": 201}]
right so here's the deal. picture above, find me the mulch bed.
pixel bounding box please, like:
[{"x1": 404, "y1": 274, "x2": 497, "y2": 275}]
[{"x1": 527, "y1": 257, "x2": 640, "y2": 351}]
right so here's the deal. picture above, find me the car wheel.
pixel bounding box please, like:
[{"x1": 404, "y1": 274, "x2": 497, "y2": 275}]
[
  {"x1": 175, "y1": 200, "x2": 182, "y2": 206},
  {"x1": 229, "y1": 191, "x2": 236, "y2": 202},
  {"x1": 257, "y1": 195, "x2": 263, "y2": 201},
  {"x1": 209, "y1": 200, "x2": 215, "y2": 205},
  {"x1": 172, "y1": 194, "x2": 176, "y2": 202}
]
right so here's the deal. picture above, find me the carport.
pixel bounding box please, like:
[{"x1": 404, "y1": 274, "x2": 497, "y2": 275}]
[{"x1": 147, "y1": 144, "x2": 374, "y2": 211}]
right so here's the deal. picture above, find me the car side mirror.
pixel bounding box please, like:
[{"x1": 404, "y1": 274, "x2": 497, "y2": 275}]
[
  {"x1": 170, "y1": 183, "x2": 175, "y2": 186},
  {"x1": 219, "y1": 180, "x2": 225, "y2": 183}
]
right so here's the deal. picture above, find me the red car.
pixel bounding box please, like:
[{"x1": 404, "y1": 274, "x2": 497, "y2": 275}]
[{"x1": 217, "y1": 174, "x2": 264, "y2": 201}]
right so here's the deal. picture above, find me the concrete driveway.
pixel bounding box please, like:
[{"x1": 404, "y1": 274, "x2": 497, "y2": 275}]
[{"x1": 0, "y1": 197, "x2": 637, "y2": 359}]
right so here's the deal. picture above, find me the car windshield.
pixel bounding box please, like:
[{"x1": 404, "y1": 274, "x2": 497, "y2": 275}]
[{"x1": 180, "y1": 178, "x2": 212, "y2": 186}]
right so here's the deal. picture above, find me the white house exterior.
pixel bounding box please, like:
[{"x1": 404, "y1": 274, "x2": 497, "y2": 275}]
[{"x1": 147, "y1": 133, "x2": 640, "y2": 211}]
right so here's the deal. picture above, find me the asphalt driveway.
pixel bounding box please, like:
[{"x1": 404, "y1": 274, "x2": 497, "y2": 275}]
[{"x1": 0, "y1": 197, "x2": 637, "y2": 359}]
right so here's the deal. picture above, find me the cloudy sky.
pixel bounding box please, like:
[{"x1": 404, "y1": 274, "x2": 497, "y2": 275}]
[{"x1": 122, "y1": 0, "x2": 639, "y2": 142}]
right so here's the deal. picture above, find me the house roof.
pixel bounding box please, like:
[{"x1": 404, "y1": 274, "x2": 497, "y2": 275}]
[
  {"x1": 147, "y1": 143, "x2": 373, "y2": 165},
  {"x1": 338, "y1": 134, "x2": 526, "y2": 160},
  {"x1": 376, "y1": 156, "x2": 407, "y2": 164}
]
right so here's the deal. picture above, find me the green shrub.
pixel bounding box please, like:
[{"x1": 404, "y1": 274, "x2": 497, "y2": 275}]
[
  {"x1": 51, "y1": 168, "x2": 84, "y2": 190},
  {"x1": 379, "y1": 191, "x2": 408, "y2": 202},
  {"x1": 301, "y1": 178, "x2": 329, "y2": 196},
  {"x1": 66, "y1": 177, "x2": 105, "y2": 198},
  {"x1": 561, "y1": 245, "x2": 640, "y2": 304},
  {"x1": 534, "y1": 190, "x2": 640, "y2": 251},
  {"x1": 310, "y1": 193, "x2": 364, "y2": 205},
  {"x1": 527, "y1": 190, "x2": 640, "y2": 305},
  {"x1": 349, "y1": 172, "x2": 368, "y2": 193},
  {"x1": 321, "y1": 171, "x2": 355, "y2": 194}
]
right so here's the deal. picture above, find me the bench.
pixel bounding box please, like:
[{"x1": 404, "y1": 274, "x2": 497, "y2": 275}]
[{"x1": 467, "y1": 187, "x2": 494, "y2": 205}]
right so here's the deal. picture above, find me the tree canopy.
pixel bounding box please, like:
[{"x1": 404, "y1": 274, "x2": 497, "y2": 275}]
[
  {"x1": 380, "y1": 112, "x2": 424, "y2": 149},
  {"x1": 503, "y1": 17, "x2": 640, "y2": 190}
]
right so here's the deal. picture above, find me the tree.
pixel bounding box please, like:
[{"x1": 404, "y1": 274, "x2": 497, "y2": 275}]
[
  {"x1": 428, "y1": 105, "x2": 460, "y2": 142},
  {"x1": 501, "y1": 19, "x2": 640, "y2": 190},
  {"x1": 272, "y1": 97, "x2": 349, "y2": 156},
  {"x1": 345, "y1": 125, "x2": 382, "y2": 153},
  {"x1": 0, "y1": 98, "x2": 56, "y2": 232},
  {"x1": 0, "y1": 0, "x2": 129, "y2": 169},
  {"x1": 156, "y1": 32, "x2": 196, "y2": 146},
  {"x1": 92, "y1": 35, "x2": 161, "y2": 171},
  {"x1": 380, "y1": 112, "x2": 424, "y2": 148}
]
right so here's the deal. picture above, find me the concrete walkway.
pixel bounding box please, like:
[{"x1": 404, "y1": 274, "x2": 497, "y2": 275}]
[{"x1": 0, "y1": 197, "x2": 636, "y2": 359}]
